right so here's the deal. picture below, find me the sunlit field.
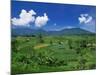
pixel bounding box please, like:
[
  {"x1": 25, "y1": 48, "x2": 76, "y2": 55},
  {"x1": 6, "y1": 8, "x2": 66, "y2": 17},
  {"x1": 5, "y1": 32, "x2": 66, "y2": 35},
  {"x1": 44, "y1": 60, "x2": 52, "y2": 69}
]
[{"x1": 11, "y1": 35, "x2": 96, "y2": 74}]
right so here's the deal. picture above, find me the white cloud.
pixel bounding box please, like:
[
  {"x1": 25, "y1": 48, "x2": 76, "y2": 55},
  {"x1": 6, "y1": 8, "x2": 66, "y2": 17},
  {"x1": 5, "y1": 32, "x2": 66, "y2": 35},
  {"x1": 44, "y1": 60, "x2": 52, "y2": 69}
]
[
  {"x1": 78, "y1": 14, "x2": 96, "y2": 32},
  {"x1": 11, "y1": 9, "x2": 36, "y2": 26},
  {"x1": 12, "y1": 9, "x2": 49, "y2": 28},
  {"x1": 66, "y1": 26, "x2": 75, "y2": 29},
  {"x1": 85, "y1": 16, "x2": 92, "y2": 23},
  {"x1": 78, "y1": 14, "x2": 93, "y2": 24},
  {"x1": 35, "y1": 13, "x2": 49, "y2": 27}
]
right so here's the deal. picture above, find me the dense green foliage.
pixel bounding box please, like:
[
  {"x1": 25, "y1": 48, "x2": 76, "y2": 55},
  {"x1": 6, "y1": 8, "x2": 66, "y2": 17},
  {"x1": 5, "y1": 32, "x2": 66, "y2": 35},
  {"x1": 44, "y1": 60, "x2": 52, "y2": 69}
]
[{"x1": 11, "y1": 35, "x2": 96, "y2": 74}]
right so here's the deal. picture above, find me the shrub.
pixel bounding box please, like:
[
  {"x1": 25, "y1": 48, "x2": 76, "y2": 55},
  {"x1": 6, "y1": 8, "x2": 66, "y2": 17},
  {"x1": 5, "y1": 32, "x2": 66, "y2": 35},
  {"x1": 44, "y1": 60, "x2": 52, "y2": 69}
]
[{"x1": 68, "y1": 39, "x2": 73, "y2": 49}]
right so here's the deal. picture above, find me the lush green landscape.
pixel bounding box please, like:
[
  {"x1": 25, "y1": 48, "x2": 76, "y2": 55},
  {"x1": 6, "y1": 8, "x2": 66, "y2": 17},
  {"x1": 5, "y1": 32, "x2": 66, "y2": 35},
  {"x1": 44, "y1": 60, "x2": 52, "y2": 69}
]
[{"x1": 11, "y1": 34, "x2": 96, "y2": 74}]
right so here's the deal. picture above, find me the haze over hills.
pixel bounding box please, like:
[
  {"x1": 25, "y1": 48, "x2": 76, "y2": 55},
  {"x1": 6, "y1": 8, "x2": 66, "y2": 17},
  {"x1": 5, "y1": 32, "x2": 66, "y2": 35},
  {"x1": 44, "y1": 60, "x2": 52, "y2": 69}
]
[{"x1": 11, "y1": 26, "x2": 95, "y2": 36}]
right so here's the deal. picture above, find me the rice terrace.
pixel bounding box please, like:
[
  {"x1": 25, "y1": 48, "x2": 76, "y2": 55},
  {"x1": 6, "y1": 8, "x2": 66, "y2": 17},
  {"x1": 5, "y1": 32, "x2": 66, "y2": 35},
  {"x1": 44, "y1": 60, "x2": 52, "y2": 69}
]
[{"x1": 11, "y1": 1, "x2": 96, "y2": 75}]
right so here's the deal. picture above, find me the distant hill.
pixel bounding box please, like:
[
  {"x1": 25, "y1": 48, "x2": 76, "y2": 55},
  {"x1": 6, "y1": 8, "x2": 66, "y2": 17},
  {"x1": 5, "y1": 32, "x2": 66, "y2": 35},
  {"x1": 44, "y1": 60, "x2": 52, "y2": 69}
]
[
  {"x1": 11, "y1": 26, "x2": 95, "y2": 36},
  {"x1": 11, "y1": 26, "x2": 47, "y2": 36},
  {"x1": 47, "y1": 28, "x2": 94, "y2": 35}
]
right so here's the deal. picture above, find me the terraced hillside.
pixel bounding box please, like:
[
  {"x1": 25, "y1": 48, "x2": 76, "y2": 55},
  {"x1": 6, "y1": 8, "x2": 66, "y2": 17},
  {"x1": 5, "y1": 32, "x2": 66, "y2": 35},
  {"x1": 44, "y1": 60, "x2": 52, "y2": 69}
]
[{"x1": 11, "y1": 35, "x2": 96, "y2": 74}]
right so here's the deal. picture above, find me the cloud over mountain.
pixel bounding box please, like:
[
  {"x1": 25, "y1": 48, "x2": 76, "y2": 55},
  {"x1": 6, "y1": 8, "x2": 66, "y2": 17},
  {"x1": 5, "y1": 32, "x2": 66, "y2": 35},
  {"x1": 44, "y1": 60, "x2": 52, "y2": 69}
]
[
  {"x1": 11, "y1": 9, "x2": 49, "y2": 28},
  {"x1": 35, "y1": 13, "x2": 49, "y2": 27},
  {"x1": 11, "y1": 9, "x2": 36, "y2": 26},
  {"x1": 78, "y1": 14, "x2": 93, "y2": 24},
  {"x1": 78, "y1": 14, "x2": 96, "y2": 32}
]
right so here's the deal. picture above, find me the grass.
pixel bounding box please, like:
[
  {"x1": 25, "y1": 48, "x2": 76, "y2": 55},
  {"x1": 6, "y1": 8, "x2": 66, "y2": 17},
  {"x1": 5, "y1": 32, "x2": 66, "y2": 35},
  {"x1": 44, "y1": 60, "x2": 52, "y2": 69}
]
[{"x1": 11, "y1": 35, "x2": 96, "y2": 74}]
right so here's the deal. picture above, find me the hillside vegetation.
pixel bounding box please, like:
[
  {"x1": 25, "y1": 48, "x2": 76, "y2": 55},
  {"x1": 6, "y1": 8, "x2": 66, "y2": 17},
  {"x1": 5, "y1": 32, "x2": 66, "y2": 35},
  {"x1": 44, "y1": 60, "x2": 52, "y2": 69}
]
[{"x1": 11, "y1": 35, "x2": 96, "y2": 74}]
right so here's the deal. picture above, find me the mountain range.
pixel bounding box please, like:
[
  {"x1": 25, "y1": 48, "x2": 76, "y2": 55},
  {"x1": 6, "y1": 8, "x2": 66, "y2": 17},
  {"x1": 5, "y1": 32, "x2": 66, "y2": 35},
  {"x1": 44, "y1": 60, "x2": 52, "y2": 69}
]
[{"x1": 11, "y1": 26, "x2": 95, "y2": 36}]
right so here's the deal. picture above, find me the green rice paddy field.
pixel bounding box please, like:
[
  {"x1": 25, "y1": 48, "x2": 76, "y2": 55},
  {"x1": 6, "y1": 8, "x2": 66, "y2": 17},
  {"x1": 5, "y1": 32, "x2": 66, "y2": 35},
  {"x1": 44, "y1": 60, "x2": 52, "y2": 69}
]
[{"x1": 11, "y1": 35, "x2": 96, "y2": 74}]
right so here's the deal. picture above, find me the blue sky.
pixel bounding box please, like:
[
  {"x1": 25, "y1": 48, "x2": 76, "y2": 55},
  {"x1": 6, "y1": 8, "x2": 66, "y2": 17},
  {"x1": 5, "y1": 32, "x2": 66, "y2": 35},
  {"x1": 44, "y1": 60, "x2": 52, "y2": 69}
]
[{"x1": 11, "y1": 1, "x2": 96, "y2": 32}]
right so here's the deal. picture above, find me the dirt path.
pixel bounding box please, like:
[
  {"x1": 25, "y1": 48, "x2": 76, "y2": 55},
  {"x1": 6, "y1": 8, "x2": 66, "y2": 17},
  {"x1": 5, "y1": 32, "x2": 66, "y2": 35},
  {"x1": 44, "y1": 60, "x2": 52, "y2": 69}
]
[{"x1": 34, "y1": 44, "x2": 49, "y2": 49}]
